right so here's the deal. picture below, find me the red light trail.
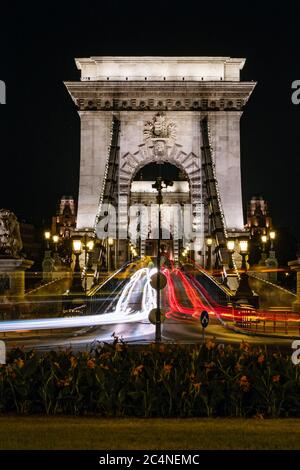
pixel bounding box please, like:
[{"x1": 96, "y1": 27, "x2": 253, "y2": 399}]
[{"x1": 161, "y1": 266, "x2": 300, "y2": 335}]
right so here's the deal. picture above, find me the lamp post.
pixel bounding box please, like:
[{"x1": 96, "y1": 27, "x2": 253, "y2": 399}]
[
  {"x1": 129, "y1": 243, "x2": 135, "y2": 261},
  {"x1": 86, "y1": 239, "x2": 95, "y2": 271},
  {"x1": 269, "y1": 230, "x2": 276, "y2": 250},
  {"x1": 239, "y1": 238, "x2": 248, "y2": 271},
  {"x1": 265, "y1": 230, "x2": 278, "y2": 283},
  {"x1": 80, "y1": 232, "x2": 95, "y2": 294},
  {"x1": 206, "y1": 236, "x2": 213, "y2": 271},
  {"x1": 44, "y1": 231, "x2": 51, "y2": 249},
  {"x1": 226, "y1": 239, "x2": 235, "y2": 270},
  {"x1": 83, "y1": 238, "x2": 95, "y2": 294},
  {"x1": 232, "y1": 236, "x2": 258, "y2": 308},
  {"x1": 261, "y1": 234, "x2": 267, "y2": 252},
  {"x1": 70, "y1": 237, "x2": 84, "y2": 294},
  {"x1": 52, "y1": 234, "x2": 59, "y2": 252},
  {"x1": 182, "y1": 248, "x2": 188, "y2": 261},
  {"x1": 153, "y1": 177, "x2": 163, "y2": 344},
  {"x1": 152, "y1": 175, "x2": 173, "y2": 343},
  {"x1": 260, "y1": 234, "x2": 268, "y2": 265},
  {"x1": 131, "y1": 245, "x2": 138, "y2": 259},
  {"x1": 181, "y1": 245, "x2": 190, "y2": 262},
  {"x1": 42, "y1": 230, "x2": 54, "y2": 282},
  {"x1": 52, "y1": 234, "x2": 61, "y2": 269}
]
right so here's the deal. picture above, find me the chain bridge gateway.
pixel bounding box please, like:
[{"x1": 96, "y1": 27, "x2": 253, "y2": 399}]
[{"x1": 65, "y1": 57, "x2": 255, "y2": 270}]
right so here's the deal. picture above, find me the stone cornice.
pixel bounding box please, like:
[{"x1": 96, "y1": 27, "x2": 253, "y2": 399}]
[
  {"x1": 78, "y1": 56, "x2": 243, "y2": 63},
  {"x1": 75, "y1": 57, "x2": 246, "y2": 81},
  {"x1": 64, "y1": 81, "x2": 256, "y2": 112}
]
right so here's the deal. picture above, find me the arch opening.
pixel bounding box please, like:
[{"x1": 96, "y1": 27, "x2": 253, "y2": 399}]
[{"x1": 129, "y1": 162, "x2": 192, "y2": 261}]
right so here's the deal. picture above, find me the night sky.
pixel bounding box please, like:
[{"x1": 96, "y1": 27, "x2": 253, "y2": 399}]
[{"x1": 0, "y1": 2, "x2": 300, "y2": 241}]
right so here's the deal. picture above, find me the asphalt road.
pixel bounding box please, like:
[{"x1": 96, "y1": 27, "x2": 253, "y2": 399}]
[{"x1": 1, "y1": 266, "x2": 295, "y2": 351}]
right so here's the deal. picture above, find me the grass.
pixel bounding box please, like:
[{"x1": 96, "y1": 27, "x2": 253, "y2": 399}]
[{"x1": 0, "y1": 417, "x2": 299, "y2": 449}]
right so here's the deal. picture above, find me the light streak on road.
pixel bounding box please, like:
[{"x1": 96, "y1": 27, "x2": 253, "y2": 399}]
[
  {"x1": 0, "y1": 262, "x2": 299, "y2": 341},
  {"x1": 115, "y1": 267, "x2": 157, "y2": 315},
  {"x1": 163, "y1": 269, "x2": 196, "y2": 317},
  {"x1": 175, "y1": 269, "x2": 206, "y2": 316},
  {"x1": 0, "y1": 267, "x2": 157, "y2": 333}
]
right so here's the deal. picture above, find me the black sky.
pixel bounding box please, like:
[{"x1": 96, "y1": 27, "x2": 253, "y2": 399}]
[{"x1": 0, "y1": 2, "x2": 299, "y2": 239}]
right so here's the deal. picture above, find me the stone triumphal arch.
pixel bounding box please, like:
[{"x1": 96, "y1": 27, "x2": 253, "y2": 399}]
[{"x1": 65, "y1": 57, "x2": 255, "y2": 267}]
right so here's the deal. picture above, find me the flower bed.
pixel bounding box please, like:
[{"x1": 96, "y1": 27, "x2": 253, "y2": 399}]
[{"x1": 1, "y1": 340, "x2": 299, "y2": 417}]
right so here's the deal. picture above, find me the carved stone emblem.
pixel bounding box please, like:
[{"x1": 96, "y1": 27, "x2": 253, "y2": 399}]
[
  {"x1": 144, "y1": 112, "x2": 176, "y2": 141},
  {"x1": 0, "y1": 209, "x2": 23, "y2": 258},
  {"x1": 153, "y1": 140, "x2": 167, "y2": 158}
]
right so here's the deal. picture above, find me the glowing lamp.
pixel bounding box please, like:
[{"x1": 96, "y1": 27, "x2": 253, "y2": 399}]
[
  {"x1": 227, "y1": 240, "x2": 235, "y2": 252},
  {"x1": 87, "y1": 240, "x2": 94, "y2": 252},
  {"x1": 206, "y1": 237, "x2": 213, "y2": 246},
  {"x1": 44, "y1": 231, "x2": 51, "y2": 240},
  {"x1": 72, "y1": 239, "x2": 82, "y2": 253},
  {"x1": 261, "y1": 235, "x2": 267, "y2": 244},
  {"x1": 269, "y1": 230, "x2": 276, "y2": 240},
  {"x1": 52, "y1": 235, "x2": 59, "y2": 244},
  {"x1": 239, "y1": 239, "x2": 248, "y2": 253}
]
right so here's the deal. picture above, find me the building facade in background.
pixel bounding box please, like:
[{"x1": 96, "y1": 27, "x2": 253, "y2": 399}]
[{"x1": 51, "y1": 196, "x2": 76, "y2": 239}]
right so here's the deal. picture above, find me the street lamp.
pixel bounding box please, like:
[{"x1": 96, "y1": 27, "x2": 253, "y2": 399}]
[
  {"x1": 129, "y1": 244, "x2": 133, "y2": 260},
  {"x1": 44, "y1": 231, "x2": 51, "y2": 249},
  {"x1": 70, "y1": 237, "x2": 84, "y2": 294},
  {"x1": 152, "y1": 175, "x2": 173, "y2": 343},
  {"x1": 269, "y1": 230, "x2": 276, "y2": 250},
  {"x1": 80, "y1": 232, "x2": 95, "y2": 293},
  {"x1": 42, "y1": 231, "x2": 53, "y2": 282},
  {"x1": 181, "y1": 246, "x2": 189, "y2": 261},
  {"x1": 87, "y1": 240, "x2": 94, "y2": 251},
  {"x1": 206, "y1": 236, "x2": 213, "y2": 271},
  {"x1": 52, "y1": 234, "x2": 59, "y2": 251},
  {"x1": 226, "y1": 239, "x2": 235, "y2": 270},
  {"x1": 239, "y1": 238, "x2": 248, "y2": 271},
  {"x1": 86, "y1": 239, "x2": 95, "y2": 271},
  {"x1": 260, "y1": 234, "x2": 268, "y2": 265},
  {"x1": 265, "y1": 230, "x2": 278, "y2": 282},
  {"x1": 233, "y1": 236, "x2": 258, "y2": 308},
  {"x1": 81, "y1": 238, "x2": 95, "y2": 294},
  {"x1": 261, "y1": 234, "x2": 267, "y2": 250}
]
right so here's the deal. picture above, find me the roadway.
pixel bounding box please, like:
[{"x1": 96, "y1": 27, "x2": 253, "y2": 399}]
[{"x1": 0, "y1": 263, "x2": 296, "y2": 351}]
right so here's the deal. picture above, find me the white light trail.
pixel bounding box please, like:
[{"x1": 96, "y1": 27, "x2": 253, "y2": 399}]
[{"x1": 0, "y1": 268, "x2": 157, "y2": 333}]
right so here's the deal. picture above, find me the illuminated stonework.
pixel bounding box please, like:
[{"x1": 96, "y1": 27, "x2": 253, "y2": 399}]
[
  {"x1": 65, "y1": 56, "x2": 256, "y2": 263},
  {"x1": 144, "y1": 113, "x2": 176, "y2": 141}
]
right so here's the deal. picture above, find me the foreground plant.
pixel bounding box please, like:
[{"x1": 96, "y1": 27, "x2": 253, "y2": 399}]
[{"x1": 0, "y1": 341, "x2": 299, "y2": 417}]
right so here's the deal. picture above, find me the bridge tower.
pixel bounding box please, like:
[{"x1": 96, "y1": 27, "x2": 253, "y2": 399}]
[{"x1": 65, "y1": 57, "x2": 255, "y2": 269}]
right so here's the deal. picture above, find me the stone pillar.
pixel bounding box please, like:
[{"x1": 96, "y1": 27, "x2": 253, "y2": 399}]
[
  {"x1": 208, "y1": 111, "x2": 244, "y2": 231},
  {"x1": 288, "y1": 258, "x2": 300, "y2": 312},
  {"x1": 265, "y1": 250, "x2": 278, "y2": 283},
  {"x1": 77, "y1": 112, "x2": 114, "y2": 229},
  {"x1": 0, "y1": 258, "x2": 33, "y2": 300},
  {"x1": 42, "y1": 250, "x2": 55, "y2": 282}
]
